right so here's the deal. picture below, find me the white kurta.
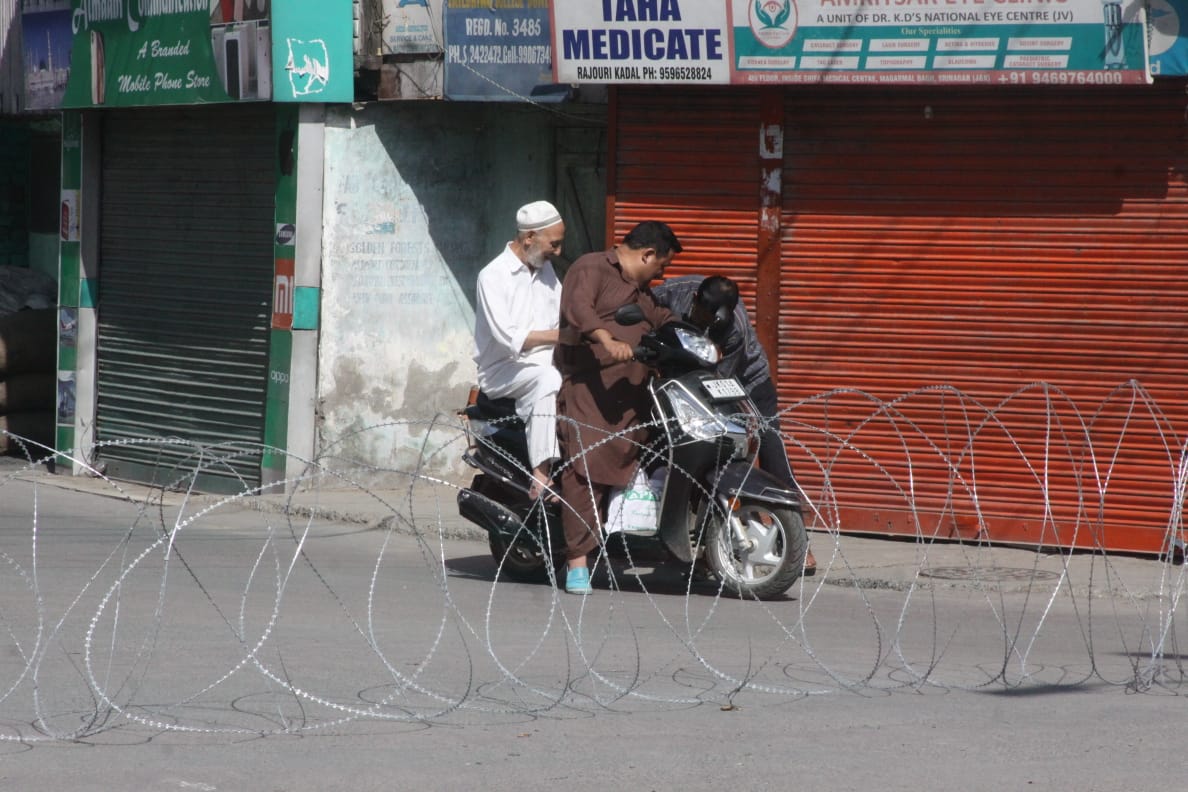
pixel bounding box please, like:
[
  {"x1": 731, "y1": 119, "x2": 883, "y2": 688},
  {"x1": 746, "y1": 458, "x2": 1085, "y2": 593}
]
[{"x1": 473, "y1": 243, "x2": 562, "y2": 469}]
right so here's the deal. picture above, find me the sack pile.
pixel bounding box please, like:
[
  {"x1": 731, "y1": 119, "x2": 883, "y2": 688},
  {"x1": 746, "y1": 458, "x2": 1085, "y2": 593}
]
[{"x1": 0, "y1": 267, "x2": 58, "y2": 455}]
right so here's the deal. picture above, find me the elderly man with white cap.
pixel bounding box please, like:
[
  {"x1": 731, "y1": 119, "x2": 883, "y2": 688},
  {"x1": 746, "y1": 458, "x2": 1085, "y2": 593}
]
[{"x1": 473, "y1": 200, "x2": 567, "y2": 500}]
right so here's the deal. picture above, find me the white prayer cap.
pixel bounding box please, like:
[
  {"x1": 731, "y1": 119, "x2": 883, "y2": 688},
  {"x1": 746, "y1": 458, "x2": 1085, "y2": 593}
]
[{"x1": 516, "y1": 200, "x2": 562, "y2": 232}]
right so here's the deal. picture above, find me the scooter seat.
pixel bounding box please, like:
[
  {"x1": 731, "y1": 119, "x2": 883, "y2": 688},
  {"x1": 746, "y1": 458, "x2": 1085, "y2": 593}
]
[{"x1": 469, "y1": 391, "x2": 520, "y2": 422}]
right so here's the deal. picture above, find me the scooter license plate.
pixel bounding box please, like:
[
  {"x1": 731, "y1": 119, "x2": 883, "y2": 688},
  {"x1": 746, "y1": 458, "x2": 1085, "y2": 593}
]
[{"x1": 702, "y1": 378, "x2": 746, "y2": 401}]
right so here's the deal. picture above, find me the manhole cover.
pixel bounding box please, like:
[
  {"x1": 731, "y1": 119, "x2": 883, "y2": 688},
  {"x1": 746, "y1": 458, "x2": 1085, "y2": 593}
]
[{"x1": 919, "y1": 566, "x2": 1062, "y2": 582}]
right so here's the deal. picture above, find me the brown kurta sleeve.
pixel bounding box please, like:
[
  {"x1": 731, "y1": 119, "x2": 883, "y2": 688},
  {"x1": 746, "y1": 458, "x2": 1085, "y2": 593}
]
[{"x1": 561, "y1": 256, "x2": 616, "y2": 342}]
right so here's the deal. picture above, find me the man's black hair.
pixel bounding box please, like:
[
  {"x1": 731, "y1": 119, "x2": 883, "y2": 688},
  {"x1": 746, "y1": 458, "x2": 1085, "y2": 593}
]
[
  {"x1": 693, "y1": 275, "x2": 739, "y2": 340},
  {"x1": 621, "y1": 221, "x2": 683, "y2": 256},
  {"x1": 695, "y1": 275, "x2": 740, "y2": 314}
]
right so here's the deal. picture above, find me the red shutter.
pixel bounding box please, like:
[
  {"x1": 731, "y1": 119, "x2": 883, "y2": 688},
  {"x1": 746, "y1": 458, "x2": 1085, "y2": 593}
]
[
  {"x1": 611, "y1": 83, "x2": 1188, "y2": 555},
  {"x1": 779, "y1": 84, "x2": 1188, "y2": 554},
  {"x1": 611, "y1": 87, "x2": 763, "y2": 307}
]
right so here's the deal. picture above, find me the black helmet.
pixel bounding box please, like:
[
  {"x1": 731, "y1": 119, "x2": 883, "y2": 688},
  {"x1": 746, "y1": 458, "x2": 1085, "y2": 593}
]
[{"x1": 693, "y1": 276, "x2": 739, "y2": 341}]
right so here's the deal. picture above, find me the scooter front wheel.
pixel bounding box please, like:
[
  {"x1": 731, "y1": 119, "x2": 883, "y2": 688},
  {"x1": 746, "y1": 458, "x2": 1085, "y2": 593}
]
[{"x1": 703, "y1": 499, "x2": 807, "y2": 600}]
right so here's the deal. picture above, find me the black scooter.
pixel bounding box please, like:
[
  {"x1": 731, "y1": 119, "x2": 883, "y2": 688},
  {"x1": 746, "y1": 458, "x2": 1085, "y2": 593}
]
[{"x1": 456, "y1": 306, "x2": 807, "y2": 599}]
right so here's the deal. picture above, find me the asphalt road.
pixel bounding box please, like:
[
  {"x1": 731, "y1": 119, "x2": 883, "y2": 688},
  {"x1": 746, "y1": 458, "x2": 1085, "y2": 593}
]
[{"x1": 0, "y1": 470, "x2": 1183, "y2": 791}]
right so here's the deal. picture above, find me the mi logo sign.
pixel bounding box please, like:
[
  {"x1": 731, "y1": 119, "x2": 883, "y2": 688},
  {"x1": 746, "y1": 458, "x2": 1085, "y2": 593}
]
[{"x1": 273, "y1": 258, "x2": 295, "y2": 329}]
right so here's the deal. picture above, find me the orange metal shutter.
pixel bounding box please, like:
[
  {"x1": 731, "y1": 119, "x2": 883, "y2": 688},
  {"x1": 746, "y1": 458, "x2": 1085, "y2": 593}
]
[
  {"x1": 779, "y1": 84, "x2": 1188, "y2": 554},
  {"x1": 611, "y1": 87, "x2": 763, "y2": 307}
]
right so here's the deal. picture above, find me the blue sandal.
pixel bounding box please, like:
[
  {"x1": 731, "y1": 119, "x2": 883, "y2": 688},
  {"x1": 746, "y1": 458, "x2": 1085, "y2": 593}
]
[{"x1": 566, "y1": 567, "x2": 593, "y2": 595}]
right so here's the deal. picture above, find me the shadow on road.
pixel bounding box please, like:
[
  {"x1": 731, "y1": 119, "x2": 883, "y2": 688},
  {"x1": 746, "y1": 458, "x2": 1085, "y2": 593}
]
[{"x1": 442, "y1": 553, "x2": 800, "y2": 601}]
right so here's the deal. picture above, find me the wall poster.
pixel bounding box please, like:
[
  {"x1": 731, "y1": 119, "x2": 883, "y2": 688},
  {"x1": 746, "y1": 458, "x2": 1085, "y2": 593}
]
[{"x1": 22, "y1": 0, "x2": 73, "y2": 110}]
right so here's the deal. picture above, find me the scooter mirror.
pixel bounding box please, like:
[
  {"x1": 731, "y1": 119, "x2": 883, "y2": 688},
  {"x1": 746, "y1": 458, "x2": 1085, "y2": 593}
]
[
  {"x1": 708, "y1": 305, "x2": 733, "y2": 339},
  {"x1": 614, "y1": 303, "x2": 646, "y2": 326}
]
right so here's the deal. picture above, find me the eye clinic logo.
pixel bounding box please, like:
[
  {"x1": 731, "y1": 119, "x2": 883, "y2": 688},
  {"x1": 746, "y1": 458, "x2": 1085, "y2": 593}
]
[{"x1": 749, "y1": 0, "x2": 797, "y2": 49}]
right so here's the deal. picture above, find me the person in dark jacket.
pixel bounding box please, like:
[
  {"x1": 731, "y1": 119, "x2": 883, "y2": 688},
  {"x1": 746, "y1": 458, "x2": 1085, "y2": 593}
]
[{"x1": 652, "y1": 274, "x2": 816, "y2": 574}]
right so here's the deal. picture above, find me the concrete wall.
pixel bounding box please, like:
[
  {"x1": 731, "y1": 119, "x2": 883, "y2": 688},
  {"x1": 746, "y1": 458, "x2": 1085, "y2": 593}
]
[{"x1": 318, "y1": 101, "x2": 567, "y2": 482}]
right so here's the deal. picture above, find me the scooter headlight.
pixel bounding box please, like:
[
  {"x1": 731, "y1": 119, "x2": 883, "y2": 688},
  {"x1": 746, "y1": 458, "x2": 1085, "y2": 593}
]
[
  {"x1": 673, "y1": 327, "x2": 721, "y2": 365},
  {"x1": 667, "y1": 388, "x2": 726, "y2": 441}
]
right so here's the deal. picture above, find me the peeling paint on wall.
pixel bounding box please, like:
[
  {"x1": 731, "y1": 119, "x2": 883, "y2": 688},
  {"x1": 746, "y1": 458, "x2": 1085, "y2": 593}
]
[
  {"x1": 320, "y1": 113, "x2": 476, "y2": 480},
  {"x1": 317, "y1": 102, "x2": 558, "y2": 483}
]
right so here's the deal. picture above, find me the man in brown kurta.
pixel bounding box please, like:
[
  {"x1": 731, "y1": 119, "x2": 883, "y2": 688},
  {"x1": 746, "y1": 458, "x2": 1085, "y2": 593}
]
[{"x1": 554, "y1": 221, "x2": 682, "y2": 593}]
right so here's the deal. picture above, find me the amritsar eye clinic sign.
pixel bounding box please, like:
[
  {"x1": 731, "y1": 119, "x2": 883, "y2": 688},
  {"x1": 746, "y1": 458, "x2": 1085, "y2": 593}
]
[{"x1": 550, "y1": 0, "x2": 1149, "y2": 86}]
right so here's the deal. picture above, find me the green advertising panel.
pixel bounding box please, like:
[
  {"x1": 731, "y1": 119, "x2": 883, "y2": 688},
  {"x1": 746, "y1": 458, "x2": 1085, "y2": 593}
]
[
  {"x1": 62, "y1": 0, "x2": 274, "y2": 108},
  {"x1": 551, "y1": 0, "x2": 1150, "y2": 85},
  {"x1": 271, "y1": 0, "x2": 354, "y2": 102},
  {"x1": 262, "y1": 327, "x2": 291, "y2": 474},
  {"x1": 729, "y1": 0, "x2": 1150, "y2": 86}
]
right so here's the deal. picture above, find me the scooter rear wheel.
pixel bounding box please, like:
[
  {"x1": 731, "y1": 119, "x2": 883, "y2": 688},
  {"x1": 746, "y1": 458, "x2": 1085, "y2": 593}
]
[
  {"x1": 488, "y1": 533, "x2": 551, "y2": 584},
  {"x1": 703, "y1": 499, "x2": 807, "y2": 600}
]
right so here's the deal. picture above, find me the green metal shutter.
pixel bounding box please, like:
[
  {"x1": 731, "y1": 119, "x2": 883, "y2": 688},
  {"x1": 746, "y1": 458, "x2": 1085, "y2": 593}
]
[{"x1": 96, "y1": 105, "x2": 275, "y2": 492}]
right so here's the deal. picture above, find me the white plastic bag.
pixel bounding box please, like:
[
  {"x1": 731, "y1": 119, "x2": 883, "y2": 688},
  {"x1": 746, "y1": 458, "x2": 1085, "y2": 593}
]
[{"x1": 605, "y1": 467, "x2": 665, "y2": 535}]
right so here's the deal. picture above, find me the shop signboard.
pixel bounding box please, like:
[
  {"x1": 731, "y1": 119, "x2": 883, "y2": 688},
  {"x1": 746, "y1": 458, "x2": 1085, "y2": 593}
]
[
  {"x1": 45, "y1": 0, "x2": 274, "y2": 108},
  {"x1": 1148, "y1": 0, "x2": 1188, "y2": 75},
  {"x1": 729, "y1": 0, "x2": 1149, "y2": 85},
  {"x1": 443, "y1": 0, "x2": 567, "y2": 100},
  {"x1": 551, "y1": 0, "x2": 732, "y2": 84},
  {"x1": 271, "y1": 0, "x2": 353, "y2": 101},
  {"x1": 550, "y1": 0, "x2": 1150, "y2": 86},
  {"x1": 383, "y1": 0, "x2": 445, "y2": 54}
]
